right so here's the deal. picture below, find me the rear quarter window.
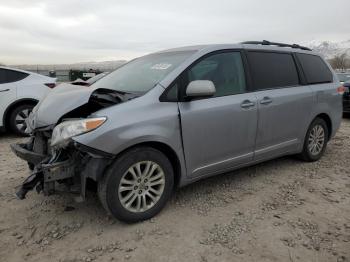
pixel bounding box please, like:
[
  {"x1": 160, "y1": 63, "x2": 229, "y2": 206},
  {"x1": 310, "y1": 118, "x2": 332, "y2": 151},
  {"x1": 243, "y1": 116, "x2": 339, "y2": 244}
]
[
  {"x1": 296, "y1": 54, "x2": 333, "y2": 84},
  {"x1": 0, "y1": 69, "x2": 6, "y2": 84},
  {"x1": 0, "y1": 68, "x2": 29, "y2": 84},
  {"x1": 247, "y1": 51, "x2": 300, "y2": 90}
]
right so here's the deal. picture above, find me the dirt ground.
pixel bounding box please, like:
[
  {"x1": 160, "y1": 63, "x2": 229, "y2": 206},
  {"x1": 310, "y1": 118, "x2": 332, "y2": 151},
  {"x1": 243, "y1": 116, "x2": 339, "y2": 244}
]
[{"x1": 0, "y1": 119, "x2": 349, "y2": 262}]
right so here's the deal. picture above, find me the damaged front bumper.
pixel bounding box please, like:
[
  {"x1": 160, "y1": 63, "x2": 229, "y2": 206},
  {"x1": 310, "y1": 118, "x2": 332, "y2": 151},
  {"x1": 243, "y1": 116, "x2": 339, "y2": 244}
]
[
  {"x1": 11, "y1": 134, "x2": 113, "y2": 200},
  {"x1": 11, "y1": 142, "x2": 46, "y2": 165}
]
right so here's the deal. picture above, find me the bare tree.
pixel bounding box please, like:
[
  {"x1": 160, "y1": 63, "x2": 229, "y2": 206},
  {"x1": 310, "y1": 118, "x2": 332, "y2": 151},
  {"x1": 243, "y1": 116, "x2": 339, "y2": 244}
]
[{"x1": 329, "y1": 53, "x2": 349, "y2": 71}]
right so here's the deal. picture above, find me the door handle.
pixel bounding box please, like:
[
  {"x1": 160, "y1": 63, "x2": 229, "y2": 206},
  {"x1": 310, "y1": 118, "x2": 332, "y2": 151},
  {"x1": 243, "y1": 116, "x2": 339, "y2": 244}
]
[
  {"x1": 0, "y1": 89, "x2": 10, "y2": 93},
  {"x1": 260, "y1": 97, "x2": 273, "y2": 105},
  {"x1": 241, "y1": 100, "x2": 255, "y2": 109}
]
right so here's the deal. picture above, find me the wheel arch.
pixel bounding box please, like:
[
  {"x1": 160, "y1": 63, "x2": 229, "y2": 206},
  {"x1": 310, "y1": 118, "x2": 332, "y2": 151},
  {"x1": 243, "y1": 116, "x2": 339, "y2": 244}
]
[
  {"x1": 3, "y1": 98, "x2": 38, "y2": 129},
  {"x1": 112, "y1": 141, "x2": 183, "y2": 188},
  {"x1": 314, "y1": 113, "x2": 332, "y2": 140}
]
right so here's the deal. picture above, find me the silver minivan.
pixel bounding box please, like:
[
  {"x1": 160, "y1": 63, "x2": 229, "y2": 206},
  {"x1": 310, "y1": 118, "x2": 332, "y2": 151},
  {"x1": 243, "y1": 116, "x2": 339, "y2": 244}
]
[{"x1": 11, "y1": 41, "x2": 343, "y2": 222}]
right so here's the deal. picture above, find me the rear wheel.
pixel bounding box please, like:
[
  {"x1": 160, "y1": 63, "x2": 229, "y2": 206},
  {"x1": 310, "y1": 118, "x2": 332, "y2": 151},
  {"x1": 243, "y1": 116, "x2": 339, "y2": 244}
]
[
  {"x1": 9, "y1": 104, "x2": 34, "y2": 136},
  {"x1": 98, "y1": 147, "x2": 174, "y2": 223},
  {"x1": 298, "y1": 118, "x2": 328, "y2": 162}
]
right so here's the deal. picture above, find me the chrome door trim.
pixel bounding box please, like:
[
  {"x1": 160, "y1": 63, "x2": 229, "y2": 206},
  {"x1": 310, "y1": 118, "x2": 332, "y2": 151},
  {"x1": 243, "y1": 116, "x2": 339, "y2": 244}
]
[
  {"x1": 192, "y1": 152, "x2": 253, "y2": 174},
  {"x1": 255, "y1": 139, "x2": 298, "y2": 155}
]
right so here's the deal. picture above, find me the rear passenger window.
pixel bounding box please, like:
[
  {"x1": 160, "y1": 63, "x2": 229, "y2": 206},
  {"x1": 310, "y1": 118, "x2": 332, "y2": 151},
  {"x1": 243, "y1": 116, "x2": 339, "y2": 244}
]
[
  {"x1": 0, "y1": 68, "x2": 28, "y2": 84},
  {"x1": 247, "y1": 52, "x2": 299, "y2": 90},
  {"x1": 297, "y1": 54, "x2": 333, "y2": 84},
  {"x1": 186, "y1": 52, "x2": 246, "y2": 97}
]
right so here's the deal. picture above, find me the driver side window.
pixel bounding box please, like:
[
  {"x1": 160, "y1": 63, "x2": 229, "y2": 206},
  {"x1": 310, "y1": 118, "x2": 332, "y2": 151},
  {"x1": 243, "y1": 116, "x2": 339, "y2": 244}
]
[{"x1": 186, "y1": 52, "x2": 246, "y2": 97}]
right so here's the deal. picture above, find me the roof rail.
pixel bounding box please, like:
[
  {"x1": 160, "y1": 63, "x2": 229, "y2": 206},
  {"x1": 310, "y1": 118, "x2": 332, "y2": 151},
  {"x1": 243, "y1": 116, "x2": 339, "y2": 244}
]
[{"x1": 241, "y1": 40, "x2": 312, "y2": 51}]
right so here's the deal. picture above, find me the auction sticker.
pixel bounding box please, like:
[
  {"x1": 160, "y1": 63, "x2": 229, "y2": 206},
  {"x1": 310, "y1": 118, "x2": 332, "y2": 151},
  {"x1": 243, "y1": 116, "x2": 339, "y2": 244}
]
[{"x1": 151, "y1": 63, "x2": 172, "y2": 70}]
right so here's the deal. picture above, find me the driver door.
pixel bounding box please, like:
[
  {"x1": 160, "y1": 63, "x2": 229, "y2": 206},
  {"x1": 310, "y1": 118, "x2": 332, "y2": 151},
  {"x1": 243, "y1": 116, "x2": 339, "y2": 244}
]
[{"x1": 178, "y1": 51, "x2": 258, "y2": 178}]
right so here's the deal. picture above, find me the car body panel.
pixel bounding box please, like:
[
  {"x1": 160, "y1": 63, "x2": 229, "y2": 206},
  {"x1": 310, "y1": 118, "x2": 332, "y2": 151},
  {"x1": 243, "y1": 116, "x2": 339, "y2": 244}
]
[
  {"x1": 72, "y1": 85, "x2": 188, "y2": 179},
  {"x1": 253, "y1": 86, "x2": 314, "y2": 160},
  {"x1": 178, "y1": 93, "x2": 258, "y2": 178},
  {"x1": 0, "y1": 81, "x2": 17, "y2": 127},
  {"x1": 0, "y1": 66, "x2": 56, "y2": 129},
  {"x1": 308, "y1": 81, "x2": 343, "y2": 138},
  {"x1": 30, "y1": 83, "x2": 94, "y2": 128}
]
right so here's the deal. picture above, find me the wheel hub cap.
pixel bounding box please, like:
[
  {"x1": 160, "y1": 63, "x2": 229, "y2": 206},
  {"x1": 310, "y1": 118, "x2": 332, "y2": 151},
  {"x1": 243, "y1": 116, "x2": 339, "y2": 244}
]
[
  {"x1": 15, "y1": 108, "x2": 32, "y2": 132},
  {"x1": 118, "y1": 161, "x2": 165, "y2": 213}
]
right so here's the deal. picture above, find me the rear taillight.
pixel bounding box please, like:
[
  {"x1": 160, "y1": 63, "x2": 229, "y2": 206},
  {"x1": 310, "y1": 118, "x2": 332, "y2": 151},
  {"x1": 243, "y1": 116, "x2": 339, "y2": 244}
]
[
  {"x1": 337, "y1": 86, "x2": 346, "y2": 95},
  {"x1": 45, "y1": 83, "x2": 56, "y2": 88}
]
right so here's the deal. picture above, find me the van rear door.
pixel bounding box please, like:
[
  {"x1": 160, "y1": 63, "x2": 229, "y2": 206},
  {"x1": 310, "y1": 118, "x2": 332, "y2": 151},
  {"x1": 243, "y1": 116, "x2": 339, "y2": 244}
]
[{"x1": 246, "y1": 51, "x2": 314, "y2": 161}]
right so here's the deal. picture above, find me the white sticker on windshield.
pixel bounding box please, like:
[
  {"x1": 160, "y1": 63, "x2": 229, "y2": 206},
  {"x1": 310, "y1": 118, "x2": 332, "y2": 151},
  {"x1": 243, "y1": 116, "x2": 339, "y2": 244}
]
[{"x1": 151, "y1": 63, "x2": 172, "y2": 70}]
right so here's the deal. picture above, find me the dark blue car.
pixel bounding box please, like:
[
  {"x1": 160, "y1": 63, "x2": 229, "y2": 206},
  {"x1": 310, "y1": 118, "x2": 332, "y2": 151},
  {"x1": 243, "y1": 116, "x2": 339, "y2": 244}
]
[{"x1": 343, "y1": 81, "x2": 350, "y2": 113}]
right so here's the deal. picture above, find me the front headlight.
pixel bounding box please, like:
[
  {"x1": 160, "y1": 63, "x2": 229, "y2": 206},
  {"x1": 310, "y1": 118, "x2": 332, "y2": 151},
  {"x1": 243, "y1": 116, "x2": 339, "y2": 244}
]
[{"x1": 51, "y1": 117, "x2": 106, "y2": 147}]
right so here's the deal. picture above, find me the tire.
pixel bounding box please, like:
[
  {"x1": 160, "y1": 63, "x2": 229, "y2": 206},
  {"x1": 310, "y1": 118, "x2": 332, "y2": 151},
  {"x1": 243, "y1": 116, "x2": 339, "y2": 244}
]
[
  {"x1": 9, "y1": 104, "x2": 34, "y2": 136},
  {"x1": 98, "y1": 147, "x2": 174, "y2": 223},
  {"x1": 298, "y1": 118, "x2": 329, "y2": 162}
]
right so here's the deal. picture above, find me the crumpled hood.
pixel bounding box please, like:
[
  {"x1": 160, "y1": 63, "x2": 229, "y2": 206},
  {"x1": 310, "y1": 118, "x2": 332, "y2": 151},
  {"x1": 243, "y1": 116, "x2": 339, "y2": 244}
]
[{"x1": 28, "y1": 83, "x2": 99, "y2": 129}]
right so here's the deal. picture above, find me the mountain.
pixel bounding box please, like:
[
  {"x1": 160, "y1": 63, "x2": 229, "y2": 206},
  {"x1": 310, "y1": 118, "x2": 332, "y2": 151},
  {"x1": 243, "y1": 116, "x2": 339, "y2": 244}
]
[
  {"x1": 12, "y1": 60, "x2": 127, "y2": 72},
  {"x1": 304, "y1": 40, "x2": 350, "y2": 59}
]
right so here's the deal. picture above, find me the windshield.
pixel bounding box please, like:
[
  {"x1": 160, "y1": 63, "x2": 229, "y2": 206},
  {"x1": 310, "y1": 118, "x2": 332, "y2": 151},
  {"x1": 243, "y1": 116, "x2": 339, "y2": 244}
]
[{"x1": 92, "y1": 51, "x2": 195, "y2": 93}]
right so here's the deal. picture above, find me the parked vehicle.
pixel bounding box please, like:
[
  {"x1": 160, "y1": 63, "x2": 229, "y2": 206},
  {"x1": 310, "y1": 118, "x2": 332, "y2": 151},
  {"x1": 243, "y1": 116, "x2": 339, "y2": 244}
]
[
  {"x1": 343, "y1": 81, "x2": 350, "y2": 113},
  {"x1": 71, "y1": 72, "x2": 109, "y2": 86},
  {"x1": 11, "y1": 41, "x2": 343, "y2": 222},
  {"x1": 337, "y1": 73, "x2": 350, "y2": 84},
  {"x1": 0, "y1": 67, "x2": 57, "y2": 135}
]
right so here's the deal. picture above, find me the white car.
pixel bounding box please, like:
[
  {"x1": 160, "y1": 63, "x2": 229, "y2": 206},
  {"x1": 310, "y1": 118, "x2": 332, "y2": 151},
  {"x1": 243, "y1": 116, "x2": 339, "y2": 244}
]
[{"x1": 0, "y1": 66, "x2": 56, "y2": 135}]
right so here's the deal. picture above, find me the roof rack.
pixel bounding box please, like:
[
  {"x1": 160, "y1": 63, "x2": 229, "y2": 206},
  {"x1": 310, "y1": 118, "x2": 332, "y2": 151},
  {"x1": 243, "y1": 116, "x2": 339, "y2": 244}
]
[{"x1": 241, "y1": 40, "x2": 312, "y2": 51}]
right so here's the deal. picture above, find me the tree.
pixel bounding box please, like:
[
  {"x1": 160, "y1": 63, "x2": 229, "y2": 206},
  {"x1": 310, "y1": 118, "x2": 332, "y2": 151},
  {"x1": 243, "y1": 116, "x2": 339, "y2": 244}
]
[{"x1": 329, "y1": 53, "x2": 349, "y2": 71}]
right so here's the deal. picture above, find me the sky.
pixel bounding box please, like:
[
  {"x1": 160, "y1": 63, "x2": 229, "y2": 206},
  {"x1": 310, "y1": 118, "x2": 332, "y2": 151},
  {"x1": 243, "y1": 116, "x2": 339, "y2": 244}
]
[{"x1": 0, "y1": 0, "x2": 349, "y2": 65}]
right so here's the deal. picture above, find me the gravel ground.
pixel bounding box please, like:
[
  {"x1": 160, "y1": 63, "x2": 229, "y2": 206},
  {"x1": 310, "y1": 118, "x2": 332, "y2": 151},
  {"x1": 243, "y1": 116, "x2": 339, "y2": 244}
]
[{"x1": 0, "y1": 119, "x2": 349, "y2": 262}]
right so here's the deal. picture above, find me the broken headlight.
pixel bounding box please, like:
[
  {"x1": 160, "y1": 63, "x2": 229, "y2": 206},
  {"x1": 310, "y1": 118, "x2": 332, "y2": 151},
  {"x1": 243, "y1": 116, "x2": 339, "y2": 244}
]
[{"x1": 51, "y1": 117, "x2": 106, "y2": 147}]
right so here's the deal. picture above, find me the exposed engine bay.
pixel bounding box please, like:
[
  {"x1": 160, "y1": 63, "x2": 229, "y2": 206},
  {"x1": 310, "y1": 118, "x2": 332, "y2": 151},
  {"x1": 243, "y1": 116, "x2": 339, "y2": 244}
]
[{"x1": 60, "y1": 88, "x2": 136, "y2": 120}]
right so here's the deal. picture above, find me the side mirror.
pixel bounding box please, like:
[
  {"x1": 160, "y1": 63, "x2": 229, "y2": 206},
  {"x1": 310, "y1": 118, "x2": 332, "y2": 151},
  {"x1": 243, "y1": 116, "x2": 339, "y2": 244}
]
[{"x1": 186, "y1": 80, "x2": 216, "y2": 98}]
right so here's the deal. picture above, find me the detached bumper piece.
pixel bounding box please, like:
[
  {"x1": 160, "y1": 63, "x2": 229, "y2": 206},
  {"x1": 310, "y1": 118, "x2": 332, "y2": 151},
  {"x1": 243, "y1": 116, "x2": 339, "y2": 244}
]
[
  {"x1": 11, "y1": 138, "x2": 113, "y2": 200},
  {"x1": 11, "y1": 141, "x2": 77, "y2": 199},
  {"x1": 15, "y1": 172, "x2": 43, "y2": 200},
  {"x1": 10, "y1": 143, "x2": 46, "y2": 165}
]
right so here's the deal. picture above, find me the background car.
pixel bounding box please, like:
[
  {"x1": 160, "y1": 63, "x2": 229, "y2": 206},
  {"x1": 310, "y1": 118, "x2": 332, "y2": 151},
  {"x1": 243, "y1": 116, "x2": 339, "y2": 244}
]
[
  {"x1": 337, "y1": 72, "x2": 350, "y2": 84},
  {"x1": 343, "y1": 81, "x2": 350, "y2": 114},
  {"x1": 0, "y1": 66, "x2": 56, "y2": 135},
  {"x1": 70, "y1": 72, "x2": 109, "y2": 86}
]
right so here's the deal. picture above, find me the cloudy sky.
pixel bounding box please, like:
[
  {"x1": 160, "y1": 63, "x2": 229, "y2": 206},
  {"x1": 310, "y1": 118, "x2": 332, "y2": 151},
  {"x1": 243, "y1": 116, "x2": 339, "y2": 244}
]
[{"x1": 0, "y1": 0, "x2": 349, "y2": 65}]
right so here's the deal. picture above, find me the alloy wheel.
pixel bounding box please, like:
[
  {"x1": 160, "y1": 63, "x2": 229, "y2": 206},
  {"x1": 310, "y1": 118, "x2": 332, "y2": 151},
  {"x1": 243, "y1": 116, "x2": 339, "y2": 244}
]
[
  {"x1": 118, "y1": 161, "x2": 165, "y2": 213},
  {"x1": 15, "y1": 108, "x2": 32, "y2": 133},
  {"x1": 308, "y1": 124, "x2": 325, "y2": 155}
]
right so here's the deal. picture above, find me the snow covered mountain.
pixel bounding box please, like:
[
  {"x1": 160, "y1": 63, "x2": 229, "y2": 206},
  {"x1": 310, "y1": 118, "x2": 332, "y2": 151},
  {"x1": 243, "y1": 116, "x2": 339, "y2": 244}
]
[{"x1": 304, "y1": 40, "x2": 350, "y2": 59}]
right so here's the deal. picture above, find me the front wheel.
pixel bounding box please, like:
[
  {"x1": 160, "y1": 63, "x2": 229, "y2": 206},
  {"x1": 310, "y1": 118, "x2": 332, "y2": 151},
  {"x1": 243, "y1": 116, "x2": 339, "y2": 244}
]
[
  {"x1": 298, "y1": 118, "x2": 329, "y2": 162},
  {"x1": 9, "y1": 104, "x2": 34, "y2": 136},
  {"x1": 98, "y1": 147, "x2": 174, "y2": 223}
]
